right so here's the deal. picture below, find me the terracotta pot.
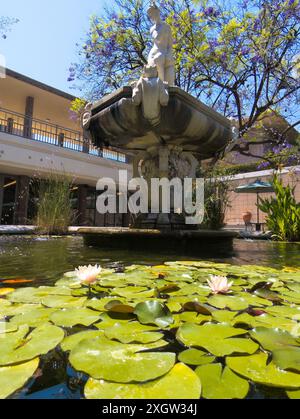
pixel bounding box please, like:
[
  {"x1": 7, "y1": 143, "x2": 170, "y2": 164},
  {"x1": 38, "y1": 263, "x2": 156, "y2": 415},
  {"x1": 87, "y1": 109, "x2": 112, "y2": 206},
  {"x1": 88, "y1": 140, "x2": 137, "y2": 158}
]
[{"x1": 242, "y1": 211, "x2": 252, "y2": 223}]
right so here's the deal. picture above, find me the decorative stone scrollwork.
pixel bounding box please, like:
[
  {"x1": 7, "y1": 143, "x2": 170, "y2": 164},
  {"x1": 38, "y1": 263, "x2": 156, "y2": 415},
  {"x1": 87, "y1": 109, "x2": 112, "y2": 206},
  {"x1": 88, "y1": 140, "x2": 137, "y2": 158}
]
[
  {"x1": 81, "y1": 102, "x2": 93, "y2": 140},
  {"x1": 132, "y1": 64, "x2": 169, "y2": 127}
]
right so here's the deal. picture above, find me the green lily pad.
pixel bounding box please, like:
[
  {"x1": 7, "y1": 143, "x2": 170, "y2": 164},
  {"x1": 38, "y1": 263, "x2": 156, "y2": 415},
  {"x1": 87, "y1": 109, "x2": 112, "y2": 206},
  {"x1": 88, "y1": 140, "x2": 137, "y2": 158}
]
[
  {"x1": 111, "y1": 286, "x2": 150, "y2": 299},
  {"x1": 69, "y1": 336, "x2": 175, "y2": 382},
  {"x1": 156, "y1": 284, "x2": 180, "y2": 294},
  {"x1": 0, "y1": 322, "x2": 18, "y2": 334},
  {"x1": 0, "y1": 302, "x2": 44, "y2": 318},
  {"x1": 166, "y1": 301, "x2": 182, "y2": 313},
  {"x1": 237, "y1": 292, "x2": 273, "y2": 307},
  {"x1": 182, "y1": 301, "x2": 213, "y2": 315},
  {"x1": 9, "y1": 307, "x2": 57, "y2": 328},
  {"x1": 195, "y1": 363, "x2": 249, "y2": 399},
  {"x1": 0, "y1": 324, "x2": 64, "y2": 366},
  {"x1": 104, "y1": 300, "x2": 135, "y2": 313},
  {"x1": 254, "y1": 314, "x2": 300, "y2": 336},
  {"x1": 265, "y1": 305, "x2": 300, "y2": 320},
  {"x1": 178, "y1": 312, "x2": 211, "y2": 324},
  {"x1": 61, "y1": 330, "x2": 105, "y2": 352},
  {"x1": 50, "y1": 308, "x2": 100, "y2": 327},
  {"x1": 254, "y1": 288, "x2": 282, "y2": 303},
  {"x1": 207, "y1": 295, "x2": 249, "y2": 311},
  {"x1": 178, "y1": 348, "x2": 215, "y2": 366},
  {"x1": 42, "y1": 295, "x2": 87, "y2": 308},
  {"x1": 272, "y1": 347, "x2": 300, "y2": 372},
  {"x1": 95, "y1": 313, "x2": 136, "y2": 330},
  {"x1": 134, "y1": 301, "x2": 174, "y2": 328},
  {"x1": 287, "y1": 389, "x2": 300, "y2": 399},
  {"x1": 227, "y1": 353, "x2": 300, "y2": 388},
  {"x1": 250, "y1": 327, "x2": 300, "y2": 351},
  {"x1": 176, "y1": 323, "x2": 258, "y2": 356},
  {"x1": 84, "y1": 363, "x2": 201, "y2": 399},
  {"x1": 0, "y1": 358, "x2": 39, "y2": 399},
  {"x1": 85, "y1": 297, "x2": 122, "y2": 312},
  {"x1": 212, "y1": 310, "x2": 237, "y2": 323},
  {"x1": 7, "y1": 286, "x2": 71, "y2": 304},
  {"x1": 104, "y1": 322, "x2": 163, "y2": 344}
]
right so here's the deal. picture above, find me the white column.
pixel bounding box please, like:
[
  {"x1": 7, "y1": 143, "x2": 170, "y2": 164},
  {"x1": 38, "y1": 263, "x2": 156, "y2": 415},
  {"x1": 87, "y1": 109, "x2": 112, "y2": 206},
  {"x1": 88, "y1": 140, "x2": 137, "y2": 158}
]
[{"x1": 0, "y1": 176, "x2": 4, "y2": 223}]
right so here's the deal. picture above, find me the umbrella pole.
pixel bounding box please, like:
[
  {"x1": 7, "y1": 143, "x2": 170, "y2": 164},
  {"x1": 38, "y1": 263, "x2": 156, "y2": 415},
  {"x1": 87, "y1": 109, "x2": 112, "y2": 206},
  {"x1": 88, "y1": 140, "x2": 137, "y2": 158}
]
[{"x1": 256, "y1": 192, "x2": 260, "y2": 230}]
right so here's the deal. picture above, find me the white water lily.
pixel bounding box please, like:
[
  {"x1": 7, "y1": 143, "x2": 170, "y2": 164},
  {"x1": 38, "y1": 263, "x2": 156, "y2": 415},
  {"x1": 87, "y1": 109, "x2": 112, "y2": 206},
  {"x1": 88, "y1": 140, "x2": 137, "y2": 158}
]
[
  {"x1": 207, "y1": 275, "x2": 233, "y2": 294},
  {"x1": 75, "y1": 265, "x2": 102, "y2": 285}
]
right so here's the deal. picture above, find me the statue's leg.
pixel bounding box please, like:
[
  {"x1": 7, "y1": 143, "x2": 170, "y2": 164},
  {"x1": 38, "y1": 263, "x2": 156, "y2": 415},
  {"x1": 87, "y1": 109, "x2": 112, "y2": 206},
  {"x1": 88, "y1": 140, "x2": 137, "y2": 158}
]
[
  {"x1": 156, "y1": 64, "x2": 165, "y2": 83},
  {"x1": 154, "y1": 55, "x2": 166, "y2": 83},
  {"x1": 165, "y1": 65, "x2": 175, "y2": 86}
]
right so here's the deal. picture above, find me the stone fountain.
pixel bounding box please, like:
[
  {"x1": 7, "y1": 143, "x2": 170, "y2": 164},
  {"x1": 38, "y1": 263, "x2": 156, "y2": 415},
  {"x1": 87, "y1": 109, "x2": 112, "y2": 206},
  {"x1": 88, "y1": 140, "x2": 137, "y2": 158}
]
[{"x1": 79, "y1": 3, "x2": 237, "y2": 255}]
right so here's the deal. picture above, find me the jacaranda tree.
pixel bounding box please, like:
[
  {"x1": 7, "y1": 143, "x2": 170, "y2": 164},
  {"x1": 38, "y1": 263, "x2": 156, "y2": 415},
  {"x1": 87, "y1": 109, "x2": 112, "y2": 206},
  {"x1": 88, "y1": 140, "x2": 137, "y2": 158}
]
[
  {"x1": 0, "y1": 16, "x2": 19, "y2": 39},
  {"x1": 69, "y1": 0, "x2": 300, "y2": 156}
]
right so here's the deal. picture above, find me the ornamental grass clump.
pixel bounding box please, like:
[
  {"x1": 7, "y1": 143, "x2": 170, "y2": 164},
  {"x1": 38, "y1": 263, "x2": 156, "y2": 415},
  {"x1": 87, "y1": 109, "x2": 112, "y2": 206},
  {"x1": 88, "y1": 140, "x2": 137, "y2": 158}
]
[{"x1": 35, "y1": 173, "x2": 74, "y2": 235}]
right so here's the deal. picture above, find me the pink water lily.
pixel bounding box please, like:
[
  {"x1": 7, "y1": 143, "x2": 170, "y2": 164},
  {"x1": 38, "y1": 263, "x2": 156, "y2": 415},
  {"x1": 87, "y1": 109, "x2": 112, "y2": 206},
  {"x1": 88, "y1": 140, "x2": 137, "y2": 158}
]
[
  {"x1": 75, "y1": 264, "x2": 102, "y2": 285},
  {"x1": 207, "y1": 275, "x2": 233, "y2": 294}
]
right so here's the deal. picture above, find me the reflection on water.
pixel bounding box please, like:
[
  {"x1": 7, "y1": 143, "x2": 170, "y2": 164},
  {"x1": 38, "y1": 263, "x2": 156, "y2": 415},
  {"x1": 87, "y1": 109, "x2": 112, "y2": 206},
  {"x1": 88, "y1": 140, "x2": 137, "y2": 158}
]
[{"x1": 0, "y1": 235, "x2": 299, "y2": 285}]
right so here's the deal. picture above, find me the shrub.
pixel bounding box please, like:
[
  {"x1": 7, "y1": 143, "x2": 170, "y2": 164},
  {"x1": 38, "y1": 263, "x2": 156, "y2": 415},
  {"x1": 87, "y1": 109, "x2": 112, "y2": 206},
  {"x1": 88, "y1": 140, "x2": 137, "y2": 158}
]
[
  {"x1": 199, "y1": 167, "x2": 231, "y2": 230},
  {"x1": 259, "y1": 175, "x2": 300, "y2": 242}
]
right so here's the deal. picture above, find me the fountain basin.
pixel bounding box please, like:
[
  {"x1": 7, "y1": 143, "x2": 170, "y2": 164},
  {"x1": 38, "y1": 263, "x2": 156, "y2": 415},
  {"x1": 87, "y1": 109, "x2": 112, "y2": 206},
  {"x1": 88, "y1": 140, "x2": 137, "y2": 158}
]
[
  {"x1": 79, "y1": 227, "x2": 238, "y2": 256},
  {"x1": 88, "y1": 86, "x2": 231, "y2": 159}
]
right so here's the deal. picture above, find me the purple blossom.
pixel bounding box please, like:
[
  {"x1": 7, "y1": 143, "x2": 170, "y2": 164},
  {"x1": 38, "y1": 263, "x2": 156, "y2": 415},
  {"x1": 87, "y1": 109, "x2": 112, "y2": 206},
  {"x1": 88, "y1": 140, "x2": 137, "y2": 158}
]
[
  {"x1": 282, "y1": 141, "x2": 293, "y2": 149},
  {"x1": 69, "y1": 110, "x2": 78, "y2": 122},
  {"x1": 241, "y1": 46, "x2": 250, "y2": 55},
  {"x1": 287, "y1": 156, "x2": 297, "y2": 165},
  {"x1": 258, "y1": 161, "x2": 270, "y2": 169},
  {"x1": 251, "y1": 55, "x2": 264, "y2": 64},
  {"x1": 220, "y1": 52, "x2": 227, "y2": 61},
  {"x1": 209, "y1": 39, "x2": 219, "y2": 48},
  {"x1": 204, "y1": 7, "x2": 220, "y2": 18},
  {"x1": 253, "y1": 18, "x2": 260, "y2": 31}
]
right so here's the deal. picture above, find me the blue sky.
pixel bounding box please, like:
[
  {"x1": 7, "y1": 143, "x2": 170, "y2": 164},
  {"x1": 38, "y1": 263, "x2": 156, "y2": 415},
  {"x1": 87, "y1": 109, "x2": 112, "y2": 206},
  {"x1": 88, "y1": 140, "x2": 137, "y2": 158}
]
[{"x1": 0, "y1": 0, "x2": 107, "y2": 96}]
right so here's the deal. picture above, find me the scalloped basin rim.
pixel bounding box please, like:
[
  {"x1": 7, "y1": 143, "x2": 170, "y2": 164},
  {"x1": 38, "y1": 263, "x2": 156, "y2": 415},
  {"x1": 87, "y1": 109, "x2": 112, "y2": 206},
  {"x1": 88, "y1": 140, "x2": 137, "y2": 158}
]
[{"x1": 88, "y1": 86, "x2": 232, "y2": 157}]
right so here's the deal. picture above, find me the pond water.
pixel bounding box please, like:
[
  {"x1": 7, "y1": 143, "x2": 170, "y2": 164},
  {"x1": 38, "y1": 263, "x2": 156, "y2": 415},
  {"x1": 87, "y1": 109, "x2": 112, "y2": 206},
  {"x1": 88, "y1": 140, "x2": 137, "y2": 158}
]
[
  {"x1": 0, "y1": 236, "x2": 299, "y2": 285},
  {"x1": 0, "y1": 235, "x2": 299, "y2": 400}
]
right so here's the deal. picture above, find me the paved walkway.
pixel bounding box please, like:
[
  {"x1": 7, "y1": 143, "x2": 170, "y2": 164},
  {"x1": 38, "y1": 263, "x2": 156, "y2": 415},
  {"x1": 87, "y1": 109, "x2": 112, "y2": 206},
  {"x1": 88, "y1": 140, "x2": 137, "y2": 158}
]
[
  {"x1": 0, "y1": 226, "x2": 83, "y2": 235},
  {"x1": 0, "y1": 225, "x2": 37, "y2": 235}
]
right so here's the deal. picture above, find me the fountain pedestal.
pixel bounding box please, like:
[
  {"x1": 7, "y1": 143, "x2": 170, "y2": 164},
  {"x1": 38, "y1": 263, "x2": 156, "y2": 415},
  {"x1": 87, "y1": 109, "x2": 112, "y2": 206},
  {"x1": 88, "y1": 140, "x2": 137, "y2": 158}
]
[{"x1": 81, "y1": 80, "x2": 237, "y2": 253}]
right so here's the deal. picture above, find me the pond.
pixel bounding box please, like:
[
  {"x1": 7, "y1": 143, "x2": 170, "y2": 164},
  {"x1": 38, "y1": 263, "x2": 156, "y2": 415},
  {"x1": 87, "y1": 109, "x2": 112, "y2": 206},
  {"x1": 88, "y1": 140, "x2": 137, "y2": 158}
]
[
  {"x1": 0, "y1": 236, "x2": 299, "y2": 400},
  {"x1": 0, "y1": 236, "x2": 300, "y2": 285}
]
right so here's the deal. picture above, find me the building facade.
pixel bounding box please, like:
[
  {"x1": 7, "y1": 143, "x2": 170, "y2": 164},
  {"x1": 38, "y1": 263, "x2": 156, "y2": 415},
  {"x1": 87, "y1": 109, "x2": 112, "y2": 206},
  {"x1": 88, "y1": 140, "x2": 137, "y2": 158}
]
[{"x1": 0, "y1": 69, "x2": 132, "y2": 226}]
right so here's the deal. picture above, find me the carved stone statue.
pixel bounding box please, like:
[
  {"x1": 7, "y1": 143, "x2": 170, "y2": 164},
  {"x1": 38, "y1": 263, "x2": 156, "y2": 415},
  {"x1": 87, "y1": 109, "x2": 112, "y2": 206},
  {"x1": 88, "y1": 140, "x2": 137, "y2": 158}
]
[
  {"x1": 132, "y1": 64, "x2": 169, "y2": 126},
  {"x1": 147, "y1": 2, "x2": 175, "y2": 86}
]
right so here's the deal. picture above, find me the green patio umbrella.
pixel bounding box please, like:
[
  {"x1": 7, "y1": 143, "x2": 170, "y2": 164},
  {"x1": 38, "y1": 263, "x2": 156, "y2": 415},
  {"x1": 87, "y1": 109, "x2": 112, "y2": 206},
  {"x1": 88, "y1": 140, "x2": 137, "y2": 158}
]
[{"x1": 235, "y1": 179, "x2": 274, "y2": 227}]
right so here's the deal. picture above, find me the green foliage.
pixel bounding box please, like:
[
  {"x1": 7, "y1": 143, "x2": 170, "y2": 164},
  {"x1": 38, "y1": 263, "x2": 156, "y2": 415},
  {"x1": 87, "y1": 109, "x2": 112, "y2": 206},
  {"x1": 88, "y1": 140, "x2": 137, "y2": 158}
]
[
  {"x1": 199, "y1": 166, "x2": 231, "y2": 230},
  {"x1": 259, "y1": 175, "x2": 300, "y2": 241},
  {"x1": 35, "y1": 173, "x2": 74, "y2": 235},
  {"x1": 70, "y1": 0, "x2": 300, "y2": 145}
]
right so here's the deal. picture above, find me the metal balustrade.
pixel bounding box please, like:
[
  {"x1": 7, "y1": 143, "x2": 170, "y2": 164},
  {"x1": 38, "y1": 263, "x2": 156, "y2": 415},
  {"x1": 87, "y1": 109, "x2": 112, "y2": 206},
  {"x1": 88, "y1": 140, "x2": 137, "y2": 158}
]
[{"x1": 0, "y1": 108, "x2": 127, "y2": 163}]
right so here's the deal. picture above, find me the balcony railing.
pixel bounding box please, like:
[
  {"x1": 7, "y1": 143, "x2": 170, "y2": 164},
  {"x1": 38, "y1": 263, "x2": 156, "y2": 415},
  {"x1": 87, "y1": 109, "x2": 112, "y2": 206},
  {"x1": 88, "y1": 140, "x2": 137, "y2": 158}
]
[{"x1": 0, "y1": 108, "x2": 127, "y2": 164}]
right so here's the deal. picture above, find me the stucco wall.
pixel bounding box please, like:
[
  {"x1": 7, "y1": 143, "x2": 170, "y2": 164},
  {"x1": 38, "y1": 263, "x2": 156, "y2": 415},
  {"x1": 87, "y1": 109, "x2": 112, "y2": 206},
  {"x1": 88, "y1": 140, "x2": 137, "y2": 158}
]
[{"x1": 224, "y1": 168, "x2": 300, "y2": 226}]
